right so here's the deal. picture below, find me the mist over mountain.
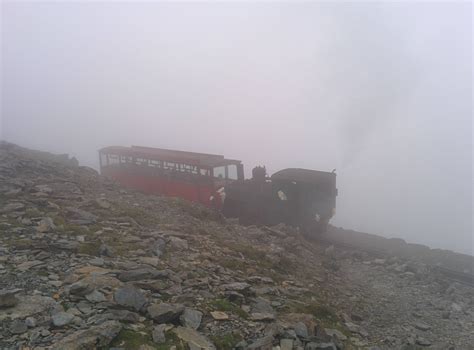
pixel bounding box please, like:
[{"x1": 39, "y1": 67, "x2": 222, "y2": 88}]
[{"x1": 1, "y1": 1, "x2": 472, "y2": 254}]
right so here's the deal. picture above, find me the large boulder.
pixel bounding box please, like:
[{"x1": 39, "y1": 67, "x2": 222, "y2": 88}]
[
  {"x1": 180, "y1": 308, "x2": 203, "y2": 329},
  {"x1": 173, "y1": 326, "x2": 216, "y2": 350},
  {"x1": 51, "y1": 320, "x2": 122, "y2": 349},
  {"x1": 0, "y1": 295, "x2": 57, "y2": 321},
  {"x1": 114, "y1": 284, "x2": 147, "y2": 311},
  {"x1": 147, "y1": 302, "x2": 184, "y2": 323},
  {"x1": 52, "y1": 311, "x2": 75, "y2": 327},
  {"x1": 118, "y1": 268, "x2": 168, "y2": 282}
]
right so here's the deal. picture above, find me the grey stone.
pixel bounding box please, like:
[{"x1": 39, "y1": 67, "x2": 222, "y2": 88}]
[
  {"x1": 37, "y1": 217, "x2": 56, "y2": 232},
  {"x1": 168, "y1": 236, "x2": 188, "y2": 250},
  {"x1": 0, "y1": 295, "x2": 57, "y2": 321},
  {"x1": 221, "y1": 282, "x2": 251, "y2": 292},
  {"x1": 234, "y1": 340, "x2": 248, "y2": 350},
  {"x1": 10, "y1": 319, "x2": 28, "y2": 334},
  {"x1": 69, "y1": 280, "x2": 94, "y2": 296},
  {"x1": 85, "y1": 289, "x2": 107, "y2": 303},
  {"x1": 180, "y1": 308, "x2": 203, "y2": 329},
  {"x1": 294, "y1": 322, "x2": 308, "y2": 338},
  {"x1": 251, "y1": 297, "x2": 275, "y2": 315},
  {"x1": 66, "y1": 207, "x2": 98, "y2": 223},
  {"x1": 118, "y1": 268, "x2": 167, "y2": 282},
  {"x1": 51, "y1": 320, "x2": 122, "y2": 349},
  {"x1": 250, "y1": 312, "x2": 275, "y2": 321},
  {"x1": 52, "y1": 311, "x2": 75, "y2": 327},
  {"x1": 17, "y1": 260, "x2": 44, "y2": 272},
  {"x1": 324, "y1": 328, "x2": 347, "y2": 341},
  {"x1": 147, "y1": 302, "x2": 185, "y2": 323},
  {"x1": 416, "y1": 337, "x2": 432, "y2": 346},
  {"x1": 173, "y1": 327, "x2": 216, "y2": 350},
  {"x1": 0, "y1": 201, "x2": 25, "y2": 214},
  {"x1": 89, "y1": 257, "x2": 105, "y2": 266},
  {"x1": 152, "y1": 238, "x2": 167, "y2": 257},
  {"x1": 305, "y1": 343, "x2": 337, "y2": 350},
  {"x1": 451, "y1": 303, "x2": 462, "y2": 312},
  {"x1": 414, "y1": 322, "x2": 431, "y2": 331},
  {"x1": 0, "y1": 288, "x2": 21, "y2": 308},
  {"x1": 152, "y1": 324, "x2": 167, "y2": 344},
  {"x1": 280, "y1": 339, "x2": 294, "y2": 350},
  {"x1": 25, "y1": 316, "x2": 37, "y2": 328},
  {"x1": 247, "y1": 335, "x2": 273, "y2": 350},
  {"x1": 114, "y1": 285, "x2": 147, "y2": 311},
  {"x1": 99, "y1": 243, "x2": 115, "y2": 257},
  {"x1": 40, "y1": 328, "x2": 51, "y2": 336},
  {"x1": 106, "y1": 309, "x2": 140, "y2": 323}
]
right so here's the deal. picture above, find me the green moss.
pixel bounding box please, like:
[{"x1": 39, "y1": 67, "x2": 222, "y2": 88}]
[
  {"x1": 286, "y1": 301, "x2": 338, "y2": 323},
  {"x1": 37, "y1": 269, "x2": 49, "y2": 277},
  {"x1": 226, "y1": 242, "x2": 263, "y2": 261},
  {"x1": 219, "y1": 257, "x2": 247, "y2": 272},
  {"x1": 53, "y1": 215, "x2": 66, "y2": 227},
  {"x1": 110, "y1": 242, "x2": 143, "y2": 257},
  {"x1": 63, "y1": 224, "x2": 88, "y2": 236},
  {"x1": 169, "y1": 197, "x2": 222, "y2": 223},
  {"x1": 5, "y1": 238, "x2": 33, "y2": 249},
  {"x1": 209, "y1": 298, "x2": 248, "y2": 319},
  {"x1": 115, "y1": 205, "x2": 158, "y2": 227},
  {"x1": 109, "y1": 329, "x2": 155, "y2": 349},
  {"x1": 78, "y1": 242, "x2": 100, "y2": 256},
  {"x1": 156, "y1": 331, "x2": 186, "y2": 350},
  {"x1": 24, "y1": 208, "x2": 42, "y2": 218},
  {"x1": 210, "y1": 332, "x2": 243, "y2": 350}
]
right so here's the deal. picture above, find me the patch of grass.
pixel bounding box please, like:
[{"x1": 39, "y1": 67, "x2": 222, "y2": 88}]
[
  {"x1": 37, "y1": 269, "x2": 49, "y2": 277},
  {"x1": 110, "y1": 241, "x2": 143, "y2": 257},
  {"x1": 62, "y1": 224, "x2": 89, "y2": 236},
  {"x1": 272, "y1": 255, "x2": 297, "y2": 275},
  {"x1": 78, "y1": 242, "x2": 100, "y2": 256},
  {"x1": 219, "y1": 257, "x2": 248, "y2": 272},
  {"x1": 53, "y1": 215, "x2": 66, "y2": 227},
  {"x1": 115, "y1": 204, "x2": 158, "y2": 227},
  {"x1": 282, "y1": 300, "x2": 350, "y2": 338},
  {"x1": 169, "y1": 198, "x2": 223, "y2": 223},
  {"x1": 210, "y1": 332, "x2": 243, "y2": 350},
  {"x1": 24, "y1": 208, "x2": 42, "y2": 218},
  {"x1": 109, "y1": 329, "x2": 155, "y2": 350},
  {"x1": 156, "y1": 331, "x2": 186, "y2": 350},
  {"x1": 5, "y1": 238, "x2": 33, "y2": 250},
  {"x1": 226, "y1": 242, "x2": 264, "y2": 261},
  {"x1": 209, "y1": 298, "x2": 248, "y2": 319},
  {"x1": 287, "y1": 301, "x2": 339, "y2": 323},
  {"x1": 219, "y1": 241, "x2": 295, "y2": 279}
]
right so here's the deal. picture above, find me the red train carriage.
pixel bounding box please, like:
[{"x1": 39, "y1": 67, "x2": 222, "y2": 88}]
[{"x1": 99, "y1": 145, "x2": 244, "y2": 208}]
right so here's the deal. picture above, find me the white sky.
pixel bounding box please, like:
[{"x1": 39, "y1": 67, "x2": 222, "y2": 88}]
[{"x1": 1, "y1": 1, "x2": 472, "y2": 254}]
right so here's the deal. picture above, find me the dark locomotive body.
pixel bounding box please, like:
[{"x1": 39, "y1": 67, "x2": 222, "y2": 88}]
[{"x1": 222, "y1": 166, "x2": 337, "y2": 234}]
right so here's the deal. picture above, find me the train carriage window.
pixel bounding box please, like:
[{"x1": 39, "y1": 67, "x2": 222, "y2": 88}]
[
  {"x1": 213, "y1": 166, "x2": 226, "y2": 179},
  {"x1": 135, "y1": 158, "x2": 148, "y2": 166},
  {"x1": 180, "y1": 163, "x2": 198, "y2": 174},
  {"x1": 120, "y1": 155, "x2": 133, "y2": 164},
  {"x1": 227, "y1": 165, "x2": 238, "y2": 180},
  {"x1": 108, "y1": 154, "x2": 120, "y2": 165},
  {"x1": 164, "y1": 162, "x2": 177, "y2": 170}
]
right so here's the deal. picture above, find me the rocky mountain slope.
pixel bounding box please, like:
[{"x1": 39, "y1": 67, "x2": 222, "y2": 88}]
[{"x1": 0, "y1": 142, "x2": 472, "y2": 350}]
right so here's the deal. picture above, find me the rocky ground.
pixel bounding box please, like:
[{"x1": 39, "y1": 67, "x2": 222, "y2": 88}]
[{"x1": 0, "y1": 142, "x2": 473, "y2": 350}]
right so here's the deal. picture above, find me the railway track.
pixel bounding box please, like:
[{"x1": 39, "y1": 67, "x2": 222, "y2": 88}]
[{"x1": 314, "y1": 236, "x2": 474, "y2": 287}]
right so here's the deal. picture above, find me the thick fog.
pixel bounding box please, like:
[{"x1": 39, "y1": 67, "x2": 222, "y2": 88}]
[{"x1": 1, "y1": 2, "x2": 472, "y2": 254}]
